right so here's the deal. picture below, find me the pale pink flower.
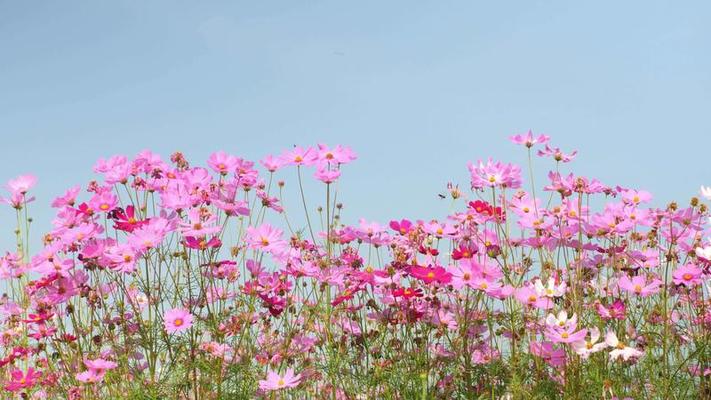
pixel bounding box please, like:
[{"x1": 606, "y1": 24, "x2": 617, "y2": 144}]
[
  {"x1": 672, "y1": 264, "x2": 703, "y2": 287},
  {"x1": 258, "y1": 368, "x2": 302, "y2": 391},
  {"x1": 509, "y1": 130, "x2": 550, "y2": 148},
  {"x1": 163, "y1": 308, "x2": 193, "y2": 334},
  {"x1": 617, "y1": 274, "x2": 662, "y2": 297}
]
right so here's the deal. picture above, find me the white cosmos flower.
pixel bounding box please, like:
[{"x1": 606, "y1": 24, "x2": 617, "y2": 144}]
[
  {"x1": 701, "y1": 186, "x2": 711, "y2": 200},
  {"x1": 534, "y1": 277, "x2": 566, "y2": 298},
  {"x1": 545, "y1": 310, "x2": 577, "y2": 329},
  {"x1": 605, "y1": 330, "x2": 644, "y2": 361},
  {"x1": 695, "y1": 246, "x2": 711, "y2": 260},
  {"x1": 572, "y1": 327, "x2": 606, "y2": 359}
]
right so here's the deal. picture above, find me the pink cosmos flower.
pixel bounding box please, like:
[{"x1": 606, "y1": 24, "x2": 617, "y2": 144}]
[
  {"x1": 207, "y1": 151, "x2": 240, "y2": 175},
  {"x1": 51, "y1": 185, "x2": 81, "y2": 208},
  {"x1": 179, "y1": 208, "x2": 221, "y2": 237},
  {"x1": 258, "y1": 368, "x2": 302, "y2": 391},
  {"x1": 88, "y1": 190, "x2": 118, "y2": 213},
  {"x1": 7, "y1": 174, "x2": 37, "y2": 195},
  {"x1": 537, "y1": 144, "x2": 577, "y2": 163},
  {"x1": 530, "y1": 341, "x2": 565, "y2": 367},
  {"x1": 545, "y1": 324, "x2": 587, "y2": 344},
  {"x1": 617, "y1": 275, "x2": 662, "y2": 297},
  {"x1": 163, "y1": 308, "x2": 193, "y2": 334},
  {"x1": 514, "y1": 286, "x2": 553, "y2": 309},
  {"x1": 246, "y1": 223, "x2": 287, "y2": 254},
  {"x1": 260, "y1": 155, "x2": 286, "y2": 172},
  {"x1": 314, "y1": 167, "x2": 341, "y2": 184},
  {"x1": 620, "y1": 189, "x2": 652, "y2": 206},
  {"x1": 467, "y1": 159, "x2": 522, "y2": 190},
  {"x1": 672, "y1": 264, "x2": 703, "y2": 287},
  {"x1": 2, "y1": 174, "x2": 37, "y2": 208},
  {"x1": 105, "y1": 244, "x2": 138, "y2": 273},
  {"x1": 4, "y1": 367, "x2": 42, "y2": 392},
  {"x1": 280, "y1": 146, "x2": 317, "y2": 166},
  {"x1": 315, "y1": 144, "x2": 357, "y2": 167},
  {"x1": 509, "y1": 130, "x2": 550, "y2": 148},
  {"x1": 77, "y1": 358, "x2": 118, "y2": 383},
  {"x1": 595, "y1": 299, "x2": 626, "y2": 321}
]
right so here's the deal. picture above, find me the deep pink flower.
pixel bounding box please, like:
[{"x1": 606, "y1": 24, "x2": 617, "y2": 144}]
[
  {"x1": 406, "y1": 265, "x2": 452, "y2": 285},
  {"x1": 4, "y1": 367, "x2": 41, "y2": 392},
  {"x1": 112, "y1": 205, "x2": 149, "y2": 233},
  {"x1": 184, "y1": 236, "x2": 222, "y2": 250},
  {"x1": 389, "y1": 219, "x2": 414, "y2": 235},
  {"x1": 163, "y1": 308, "x2": 193, "y2": 334}
]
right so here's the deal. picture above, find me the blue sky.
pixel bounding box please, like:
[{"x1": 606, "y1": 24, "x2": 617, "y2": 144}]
[{"x1": 1, "y1": 1, "x2": 710, "y2": 251}]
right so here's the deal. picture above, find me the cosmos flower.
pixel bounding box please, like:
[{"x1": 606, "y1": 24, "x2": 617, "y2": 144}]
[
  {"x1": 258, "y1": 368, "x2": 302, "y2": 391},
  {"x1": 467, "y1": 159, "x2": 522, "y2": 190},
  {"x1": 571, "y1": 327, "x2": 607, "y2": 359},
  {"x1": 672, "y1": 264, "x2": 703, "y2": 287},
  {"x1": 163, "y1": 308, "x2": 193, "y2": 334},
  {"x1": 509, "y1": 130, "x2": 550, "y2": 148},
  {"x1": 207, "y1": 151, "x2": 240, "y2": 175},
  {"x1": 617, "y1": 275, "x2": 662, "y2": 297},
  {"x1": 406, "y1": 265, "x2": 452, "y2": 285},
  {"x1": 605, "y1": 331, "x2": 643, "y2": 361},
  {"x1": 4, "y1": 367, "x2": 42, "y2": 392}
]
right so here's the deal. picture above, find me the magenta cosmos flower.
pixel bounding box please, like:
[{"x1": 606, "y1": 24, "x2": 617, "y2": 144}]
[
  {"x1": 406, "y1": 265, "x2": 452, "y2": 285},
  {"x1": 4, "y1": 367, "x2": 42, "y2": 392},
  {"x1": 163, "y1": 308, "x2": 193, "y2": 334},
  {"x1": 258, "y1": 368, "x2": 302, "y2": 391}
]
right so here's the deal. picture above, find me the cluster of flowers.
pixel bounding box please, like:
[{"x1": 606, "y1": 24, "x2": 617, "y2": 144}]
[{"x1": 0, "y1": 133, "x2": 709, "y2": 399}]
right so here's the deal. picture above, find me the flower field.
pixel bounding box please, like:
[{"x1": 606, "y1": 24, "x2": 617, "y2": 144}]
[{"x1": 0, "y1": 133, "x2": 709, "y2": 399}]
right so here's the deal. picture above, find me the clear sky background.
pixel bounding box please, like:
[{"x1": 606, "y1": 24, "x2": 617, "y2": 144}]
[{"x1": 1, "y1": 1, "x2": 710, "y2": 251}]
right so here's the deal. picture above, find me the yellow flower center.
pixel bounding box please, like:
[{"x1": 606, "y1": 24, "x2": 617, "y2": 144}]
[
  {"x1": 174, "y1": 318, "x2": 183, "y2": 327},
  {"x1": 683, "y1": 273, "x2": 693, "y2": 281},
  {"x1": 561, "y1": 332, "x2": 569, "y2": 339}
]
